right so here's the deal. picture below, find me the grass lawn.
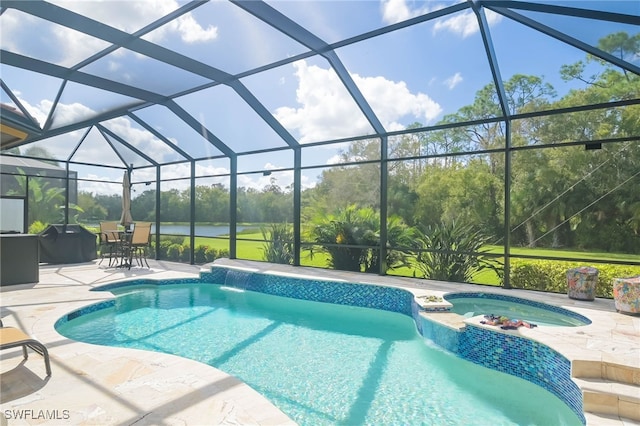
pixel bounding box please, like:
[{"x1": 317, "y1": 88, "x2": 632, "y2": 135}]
[
  {"x1": 486, "y1": 245, "x2": 640, "y2": 263},
  {"x1": 181, "y1": 233, "x2": 637, "y2": 286},
  {"x1": 190, "y1": 233, "x2": 333, "y2": 268}
]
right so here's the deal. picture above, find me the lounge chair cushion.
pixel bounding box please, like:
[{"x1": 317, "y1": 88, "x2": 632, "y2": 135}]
[{"x1": 0, "y1": 325, "x2": 52, "y2": 376}]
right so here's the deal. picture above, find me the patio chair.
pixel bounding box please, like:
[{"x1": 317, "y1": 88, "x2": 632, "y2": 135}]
[
  {"x1": 122, "y1": 222, "x2": 152, "y2": 269},
  {"x1": 99, "y1": 221, "x2": 121, "y2": 266},
  {"x1": 0, "y1": 319, "x2": 51, "y2": 376}
]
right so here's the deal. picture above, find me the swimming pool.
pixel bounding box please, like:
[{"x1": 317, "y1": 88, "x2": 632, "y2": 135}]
[
  {"x1": 54, "y1": 267, "x2": 585, "y2": 425},
  {"x1": 445, "y1": 292, "x2": 591, "y2": 327}
]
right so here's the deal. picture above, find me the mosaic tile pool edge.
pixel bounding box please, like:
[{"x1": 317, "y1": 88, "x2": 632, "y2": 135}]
[
  {"x1": 460, "y1": 325, "x2": 585, "y2": 424},
  {"x1": 54, "y1": 299, "x2": 115, "y2": 328}
]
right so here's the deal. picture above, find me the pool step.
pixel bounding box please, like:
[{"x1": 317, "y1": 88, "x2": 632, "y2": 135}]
[{"x1": 572, "y1": 361, "x2": 640, "y2": 423}]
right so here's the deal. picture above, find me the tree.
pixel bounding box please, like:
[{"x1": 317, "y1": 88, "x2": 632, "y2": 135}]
[
  {"x1": 160, "y1": 188, "x2": 189, "y2": 222},
  {"x1": 538, "y1": 31, "x2": 640, "y2": 251},
  {"x1": 413, "y1": 160, "x2": 503, "y2": 238},
  {"x1": 94, "y1": 194, "x2": 123, "y2": 221},
  {"x1": 194, "y1": 184, "x2": 229, "y2": 223},
  {"x1": 132, "y1": 189, "x2": 157, "y2": 222},
  {"x1": 561, "y1": 31, "x2": 640, "y2": 84},
  {"x1": 388, "y1": 122, "x2": 429, "y2": 187},
  {"x1": 77, "y1": 191, "x2": 107, "y2": 222}
]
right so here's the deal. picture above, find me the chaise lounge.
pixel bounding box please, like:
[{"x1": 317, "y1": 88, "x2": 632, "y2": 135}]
[{"x1": 0, "y1": 319, "x2": 51, "y2": 376}]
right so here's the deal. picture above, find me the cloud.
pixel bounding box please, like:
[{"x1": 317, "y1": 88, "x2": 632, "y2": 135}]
[
  {"x1": 157, "y1": 8, "x2": 218, "y2": 44},
  {"x1": 49, "y1": 101, "x2": 96, "y2": 128},
  {"x1": 35, "y1": 0, "x2": 217, "y2": 66},
  {"x1": 0, "y1": 10, "x2": 31, "y2": 53},
  {"x1": 444, "y1": 72, "x2": 463, "y2": 89},
  {"x1": 1, "y1": 7, "x2": 106, "y2": 67},
  {"x1": 380, "y1": 0, "x2": 432, "y2": 24},
  {"x1": 14, "y1": 96, "x2": 50, "y2": 128},
  {"x1": 358, "y1": 74, "x2": 442, "y2": 127},
  {"x1": 380, "y1": 0, "x2": 502, "y2": 38},
  {"x1": 274, "y1": 61, "x2": 371, "y2": 143},
  {"x1": 274, "y1": 60, "x2": 442, "y2": 143},
  {"x1": 102, "y1": 116, "x2": 176, "y2": 158},
  {"x1": 15, "y1": 97, "x2": 182, "y2": 167},
  {"x1": 0, "y1": 8, "x2": 105, "y2": 67},
  {"x1": 433, "y1": 9, "x2": 502, "y2": 38}
]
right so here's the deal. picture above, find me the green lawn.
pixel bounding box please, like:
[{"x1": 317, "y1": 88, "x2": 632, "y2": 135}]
[
  {"x1": 486, "y1": 245, "x2": 640, "y2": 263},
  {"x1": 189, "y1": 233, "x2": 332, "y2": 267},
  {"x1": 179, "y1": 233, "x2": 638, "y2": 286}
]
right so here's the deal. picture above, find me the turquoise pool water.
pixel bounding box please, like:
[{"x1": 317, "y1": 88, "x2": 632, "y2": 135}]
[
  {"x1": 445, "y1": 293, "x2": 591, "y2": 327},
  {"x1": 56, "y1": 283, "x2": 582, "y2": 425}
]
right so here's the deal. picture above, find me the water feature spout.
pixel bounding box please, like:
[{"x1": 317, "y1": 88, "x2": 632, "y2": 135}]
[{"x1": 224, "y1": 269, "x2": 253, "y2": 290}]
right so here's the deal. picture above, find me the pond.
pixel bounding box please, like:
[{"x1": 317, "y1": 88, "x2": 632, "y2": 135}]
[
  {"x1": 155, "y1": 224, "x2": 255, "y2": 237},
  {"x1": 86, "y1": 223, "x2": 255, "y2": 237}
]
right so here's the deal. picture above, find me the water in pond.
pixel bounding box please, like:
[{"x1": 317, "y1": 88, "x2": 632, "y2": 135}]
[{"x1": 56, "y1": 284, "x2": 582, "y2": 425}]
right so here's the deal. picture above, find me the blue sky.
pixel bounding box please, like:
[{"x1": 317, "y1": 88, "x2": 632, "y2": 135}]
[{"x1": 1, "y1": 0, "x2": 637, "y2": 196}]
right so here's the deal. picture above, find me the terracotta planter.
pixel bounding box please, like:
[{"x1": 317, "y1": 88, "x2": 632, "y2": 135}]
[
  {"x1": 612, "y1": 276, "x2": 640, "y2": 315},
  {"x1": 567, "y1": 267, "x2": 599, "y2": 301}
]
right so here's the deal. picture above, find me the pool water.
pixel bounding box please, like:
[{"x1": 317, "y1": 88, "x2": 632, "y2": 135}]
[
  {"x1": 56, "y1": 284, "x2": 582, "y2": 425},
  {"x1": 446, "y1": 293, "x2": 590, "y2": 327}
]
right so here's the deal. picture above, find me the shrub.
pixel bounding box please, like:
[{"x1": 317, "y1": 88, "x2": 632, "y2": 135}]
[
  {"x1": 205, "y1": 247, "x2": 218, "y2": 262},
  {"x1": 28, "y1": 221, "x2": 48, "y2": 234},
  {"x1": 309, "y1": 205, "x2": 414, "y2": 273},
  {"x1": 194, "y1": 245, "x2": 209, "y2": 264},
  {"x1": 149, "y1": 241, "x2": 229, "y2": 264},
  {"x1": 510, "y1": 260, "x2": 566, "y2": 293},
  {"x1": 310, "y1": 206, "x2": 366, "y2": 272},
  {"x1": 414, "y1": 221, "x2": 503, "y2": 283},
  {"x1": 157, "y1": 240, "x2": 174, "y2": 259},
  {"x1": 166, "y1": 243, "x2": 183, "y2": 261},
  {"x1": 180, "y1": 244, "x2": 191, "y2": 262},
  {"x1": 261, "y1": 223, "x2": 294, "y2": 264},
  {"x1": 164, "y1": 236, "x2": 185, "y2": 245},
  {"x1": 510, "y1": 259, "x2": 640, "y2": 298}
]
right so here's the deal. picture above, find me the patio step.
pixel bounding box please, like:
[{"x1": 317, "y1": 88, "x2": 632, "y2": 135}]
[
  {"x1": 572, "y1": 361, "x2": 640, "y2": 423},
  {"x1": 584, "y1": 411, "x2": 640, "y2": 426},
  {"x1": 574, "y1": 377, "x2": 640, "y2": 422},
  {"x1": 572, "y1": 360, "x2": 640, "y2": 386}
]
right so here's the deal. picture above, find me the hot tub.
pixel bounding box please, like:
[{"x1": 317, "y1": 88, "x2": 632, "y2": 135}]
[{"x1": 445, "y1": 292, "x2": 591, "y2": 327}]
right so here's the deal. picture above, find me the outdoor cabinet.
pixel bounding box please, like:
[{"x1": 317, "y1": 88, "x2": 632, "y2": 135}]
[{"x1": 0, "y1": 234, "x2": 39, "y2": 285}]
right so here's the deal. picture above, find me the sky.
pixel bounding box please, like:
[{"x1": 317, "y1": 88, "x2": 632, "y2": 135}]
[{"x1": 1, "y1": 0, "x2": 638, "y2": 197}]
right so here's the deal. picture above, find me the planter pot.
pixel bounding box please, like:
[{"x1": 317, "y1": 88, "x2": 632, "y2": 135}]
[
  {"x1": 612, "y1": 276, "x2": 640, "y2": 315},
  {"x1": 567, "y1": 267, "x2": 599, "y2": 301}
]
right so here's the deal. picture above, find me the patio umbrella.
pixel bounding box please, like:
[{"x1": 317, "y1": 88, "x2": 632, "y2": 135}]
[{"x1": 120, "y1": 169, "x2": 133, "y2": 227}]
